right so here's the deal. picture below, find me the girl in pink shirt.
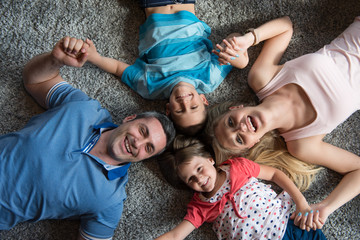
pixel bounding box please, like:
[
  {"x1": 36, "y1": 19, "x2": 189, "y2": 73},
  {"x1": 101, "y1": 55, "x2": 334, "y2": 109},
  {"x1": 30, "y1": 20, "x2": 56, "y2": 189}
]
[{"x1": 156, "y1": 135, "x2": 326, "y2": 240}]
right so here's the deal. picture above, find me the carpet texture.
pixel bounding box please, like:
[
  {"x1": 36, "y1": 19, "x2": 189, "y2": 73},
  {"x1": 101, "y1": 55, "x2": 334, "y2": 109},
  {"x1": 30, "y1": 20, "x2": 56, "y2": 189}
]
[{"x1": 0, "y1": 0, "x2": 359, "y2": 239}]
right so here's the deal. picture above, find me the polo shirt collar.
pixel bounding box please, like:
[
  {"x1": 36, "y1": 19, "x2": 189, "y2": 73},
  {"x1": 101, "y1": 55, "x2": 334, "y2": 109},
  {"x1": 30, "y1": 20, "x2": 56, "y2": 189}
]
[{"x1": 88, "y1": 122, "x2": 131, "y2": 180}]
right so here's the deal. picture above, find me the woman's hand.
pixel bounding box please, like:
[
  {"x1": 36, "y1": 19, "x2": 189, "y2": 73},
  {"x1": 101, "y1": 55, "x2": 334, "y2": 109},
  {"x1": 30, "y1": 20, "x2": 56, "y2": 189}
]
[
  {"x1": 213, "y1": 35, "x2": 251, "y2": 69},
  {"x1": 291, "y1": 205, "x2": 326, "y2": 231}
]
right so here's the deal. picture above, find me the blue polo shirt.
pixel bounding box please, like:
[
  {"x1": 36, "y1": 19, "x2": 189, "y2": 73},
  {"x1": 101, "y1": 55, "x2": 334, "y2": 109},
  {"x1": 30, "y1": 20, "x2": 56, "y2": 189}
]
[{"x1": 0, "y1": 82, "x2": 129, "y2": 239}]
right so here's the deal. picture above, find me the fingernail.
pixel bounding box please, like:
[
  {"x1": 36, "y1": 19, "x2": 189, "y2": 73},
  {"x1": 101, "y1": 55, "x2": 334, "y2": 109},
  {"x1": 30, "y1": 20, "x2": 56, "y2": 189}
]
[
  {"x1": 226, "y1": 62, "x2": 231, "y2": 65},
  {"x1": 316, "y1": 210, "x2": 319, "y2": 213},
  {"x1": 305, "y1": 212, "x2": 308, "y2": 217},
  {"x1": 235, "y1": 54, "x2": 239, "y2": 57},
  {"x1": 216, "y1": 49, "x2": 220, "y2": 52},
  {"x1": 298, "y1": 212, "x2": 301, "y2": 216},
  {"x1": 230, "y1": 57, "x2": 236, "y2": 60},
  {"x1": 310, "y1": 210, "x2": 313, "y2": 214}
]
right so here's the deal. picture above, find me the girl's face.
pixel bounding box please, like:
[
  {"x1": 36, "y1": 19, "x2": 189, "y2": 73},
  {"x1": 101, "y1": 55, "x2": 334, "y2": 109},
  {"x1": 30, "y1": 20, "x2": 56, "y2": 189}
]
[
  {"x1": 214, "y1": 106, "x2": 265, "y2": 151},
  {"x1": 177, "y1": 156, "x2": 217, "y2": 193}
]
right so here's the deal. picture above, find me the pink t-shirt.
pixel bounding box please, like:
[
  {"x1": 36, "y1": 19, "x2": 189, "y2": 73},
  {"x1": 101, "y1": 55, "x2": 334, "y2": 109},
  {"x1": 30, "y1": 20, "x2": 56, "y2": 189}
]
[
  {"x1": 257, "y1": 17, "x2": 360, "y2": 141},
  {"x1": 184, "y1": 157, "x2": 260, "y2": 228}
]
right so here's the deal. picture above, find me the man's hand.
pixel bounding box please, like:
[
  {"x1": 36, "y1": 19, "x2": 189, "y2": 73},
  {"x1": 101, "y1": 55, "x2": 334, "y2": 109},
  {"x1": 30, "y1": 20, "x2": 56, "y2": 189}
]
[{"x1": 52, "y1": 36, "x2": 90, "y2": 68}]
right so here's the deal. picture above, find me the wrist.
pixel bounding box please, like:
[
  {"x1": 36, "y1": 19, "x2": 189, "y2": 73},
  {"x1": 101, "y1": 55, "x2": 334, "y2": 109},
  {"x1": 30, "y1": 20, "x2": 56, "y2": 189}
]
[
  {"x1": 88, "y1": 52, "x2": 101, "y2": 64},
  {"x1": 49, "y1": 50, "x2": 66, "y2": 69},
  {"x1": 51, "y1": 54, "x2": 64, "y2": 68},
  {"x1": 245, "y1": 28, "x2": 259, "y2": 46}
]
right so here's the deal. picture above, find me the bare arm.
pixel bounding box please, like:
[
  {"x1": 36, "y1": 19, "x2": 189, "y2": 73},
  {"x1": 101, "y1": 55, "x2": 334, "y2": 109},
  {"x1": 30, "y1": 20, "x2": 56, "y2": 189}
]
[
  {"x1": 23, "y1": 37, "x2": 89, "y2": 108},
  {"x1": 247, "y1": 16, "x2": 293, "y2": 92},
  {"x1": 85, "y1": 39, "x2": 129, "y2": 78},
  {"x1": 287, "y1": 136, "x2": 360, "y2": 227},
  {"x1": 155, "y1": 220, "x2": 196, "y2": 240},
  {"x1": 213, "y1": 16, "x2": 293, "y2": 92}
]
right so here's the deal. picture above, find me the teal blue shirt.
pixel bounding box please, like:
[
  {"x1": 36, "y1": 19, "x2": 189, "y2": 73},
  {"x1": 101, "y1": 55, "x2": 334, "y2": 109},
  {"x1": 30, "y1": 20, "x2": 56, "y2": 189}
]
[
  {"x1": 0, "y1": 82, "x2": 129, "y2": 239},
  {"x1": 122, "y1": 10, "x2": 232, "y2": 99}
]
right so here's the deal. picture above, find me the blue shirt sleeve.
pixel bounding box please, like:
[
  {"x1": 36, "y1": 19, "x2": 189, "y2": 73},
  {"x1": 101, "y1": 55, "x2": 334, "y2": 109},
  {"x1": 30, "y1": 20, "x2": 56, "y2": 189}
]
[
  {"x1": 80, "y1": 201, "x2": 124, "y2": 239},
  {"x1": 45, "y1": 81, "x2": 92, "y2": 109}
]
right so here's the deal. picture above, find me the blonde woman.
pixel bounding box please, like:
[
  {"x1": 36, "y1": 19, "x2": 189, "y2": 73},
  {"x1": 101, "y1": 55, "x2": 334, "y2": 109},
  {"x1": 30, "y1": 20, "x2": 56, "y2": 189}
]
[{"x1": 206, "y1": 16, "x2": 360, "y2": 229}]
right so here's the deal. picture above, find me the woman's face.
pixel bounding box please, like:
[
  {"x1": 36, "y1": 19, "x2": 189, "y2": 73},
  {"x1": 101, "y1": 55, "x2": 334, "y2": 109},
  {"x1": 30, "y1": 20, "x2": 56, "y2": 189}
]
[{"x1": 214, "y1": 106, "x2": 265, "y2": 151}]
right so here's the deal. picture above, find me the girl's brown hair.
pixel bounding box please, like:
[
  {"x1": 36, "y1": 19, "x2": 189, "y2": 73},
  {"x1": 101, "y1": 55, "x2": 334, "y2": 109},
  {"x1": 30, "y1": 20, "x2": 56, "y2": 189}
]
[{"x1": 158, "y1": 135, "x2": 214, "y2": 189}]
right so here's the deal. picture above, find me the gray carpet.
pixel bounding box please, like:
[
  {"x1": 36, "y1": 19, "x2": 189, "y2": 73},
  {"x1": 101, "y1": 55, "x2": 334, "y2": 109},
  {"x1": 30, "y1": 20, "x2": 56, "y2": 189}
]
[{"x1": 0, "y1": 0, "x2": 359, "y2": 239}]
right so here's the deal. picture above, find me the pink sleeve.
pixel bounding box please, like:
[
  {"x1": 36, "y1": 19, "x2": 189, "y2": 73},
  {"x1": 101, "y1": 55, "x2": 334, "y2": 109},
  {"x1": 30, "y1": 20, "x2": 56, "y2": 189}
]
[
  {"x1": 184, "y1": 194, "x2": 220, "y2": 228},
  {"x1": 183, "y1": 195, "x2": 206, "y2": 228},
  {"x1": 225, "y1": 157, "x2": 260, "y2": 177}
]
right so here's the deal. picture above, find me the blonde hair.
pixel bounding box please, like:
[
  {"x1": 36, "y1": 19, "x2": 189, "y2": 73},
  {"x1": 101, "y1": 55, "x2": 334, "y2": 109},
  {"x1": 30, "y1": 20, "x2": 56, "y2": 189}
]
[{"x1": 204, "y1": 102, "x2": 322, "y2": 192}]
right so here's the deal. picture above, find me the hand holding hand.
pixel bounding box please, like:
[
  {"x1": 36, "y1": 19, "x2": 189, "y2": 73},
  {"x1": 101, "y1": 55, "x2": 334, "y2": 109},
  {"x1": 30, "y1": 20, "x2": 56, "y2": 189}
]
[
  {"x1": 83, "y1": 38, "x2": 100, "y2": 63},
  {"x1": 291, "y1": 203, "x2": 314, "y2": 231},
  {"x1": 291, "y1": 208, "x2": 325, "y2": 231},
  {"x1": 212, "y1": 35, "x2": 250, "y2": 69},
  {"x1": 309, "y1": 202, "x2": 329, "y2": 229},
  {"x1": 51, "y1": 36, "x2": 90, "y2": 68}
]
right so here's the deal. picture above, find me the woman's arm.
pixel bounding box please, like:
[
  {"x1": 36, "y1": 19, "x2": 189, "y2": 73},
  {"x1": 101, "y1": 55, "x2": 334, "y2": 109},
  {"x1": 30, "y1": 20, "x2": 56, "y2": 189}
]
[
  {"x1": 247, "y1": 16, "x2": 293, "y2": 92},
  {"x1": 214, "y1": 16, "x2": 293, "y2": 92},
  {"x1": 287, "y1": 136, "x2": 360, "y2": 228},
  {"x1": 155, "y1": 220, "x2": 196, "y2": 240}
]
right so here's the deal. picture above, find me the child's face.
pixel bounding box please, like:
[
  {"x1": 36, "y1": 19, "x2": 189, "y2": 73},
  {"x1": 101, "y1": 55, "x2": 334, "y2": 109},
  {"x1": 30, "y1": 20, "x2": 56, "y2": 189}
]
[
  {"x1": 177, "y1": 156, "x2": 217, "y2": 193},
  {"x1": 166, "y1": 82, "x2": 209, "y2": 129}
]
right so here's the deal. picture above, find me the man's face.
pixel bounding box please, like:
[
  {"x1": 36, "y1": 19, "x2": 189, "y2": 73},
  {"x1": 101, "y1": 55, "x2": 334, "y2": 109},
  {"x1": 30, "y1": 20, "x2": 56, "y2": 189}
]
[
  {"x1": 167, "y1": 82, "x2": 208, "y2": 129},
  {"x1": 107, "y1": 117, "x2": 167, "y2": 163}
]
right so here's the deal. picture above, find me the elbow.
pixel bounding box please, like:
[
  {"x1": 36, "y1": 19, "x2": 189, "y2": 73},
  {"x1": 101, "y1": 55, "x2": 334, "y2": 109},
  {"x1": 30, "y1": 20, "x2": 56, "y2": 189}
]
[
  {"x1": 284, "y1": 16, "x2": 294, "y2": 33},
  {"x1": 283, "y1": 16, "x2": 293, "y2": 27},
  {"x1": 22, "y1": 63, "x2": 32, "y2": 93}
]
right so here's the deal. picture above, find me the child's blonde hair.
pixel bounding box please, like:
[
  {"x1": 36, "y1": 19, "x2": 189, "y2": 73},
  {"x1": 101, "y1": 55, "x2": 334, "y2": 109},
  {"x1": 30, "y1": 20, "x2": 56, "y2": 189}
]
[{"x1": 204, "y1": 102, "x2": 322, "y2": 192}]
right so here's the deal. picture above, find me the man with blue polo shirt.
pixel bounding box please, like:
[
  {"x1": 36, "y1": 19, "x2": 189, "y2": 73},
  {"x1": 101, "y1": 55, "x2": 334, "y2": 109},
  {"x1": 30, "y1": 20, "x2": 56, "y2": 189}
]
[{"x1": 0, "y1": 37, "x2": 175, "y2": 240}]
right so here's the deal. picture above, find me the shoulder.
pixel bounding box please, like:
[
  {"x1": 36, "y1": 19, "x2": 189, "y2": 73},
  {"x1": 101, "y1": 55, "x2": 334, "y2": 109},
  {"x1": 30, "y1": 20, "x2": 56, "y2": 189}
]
[
  {"x1": 248, "y1": 64, "x2": 284, "y2": 93},
  {"x1": 225, "y1": 157, "x2": 260, "y2": 177},
  {"x1": 46, "y1": 81, "x2": 93, "y2": 109}
]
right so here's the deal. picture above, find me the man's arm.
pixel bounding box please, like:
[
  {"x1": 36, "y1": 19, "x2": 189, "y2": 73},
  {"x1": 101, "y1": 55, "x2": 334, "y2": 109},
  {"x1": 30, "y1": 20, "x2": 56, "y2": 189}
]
[{"x1": 23, "y1": 37, "x2": 89, "y2": 108}]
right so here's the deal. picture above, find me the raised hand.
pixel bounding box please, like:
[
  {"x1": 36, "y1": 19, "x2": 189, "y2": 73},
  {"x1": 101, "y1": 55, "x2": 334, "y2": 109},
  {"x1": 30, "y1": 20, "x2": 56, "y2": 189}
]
[
  {"x1": 212, "y1": 35, "x2": 250, "y2": 69},
  {"x1": 51, "y1": 36, "x2": 90, "y2": 68}
]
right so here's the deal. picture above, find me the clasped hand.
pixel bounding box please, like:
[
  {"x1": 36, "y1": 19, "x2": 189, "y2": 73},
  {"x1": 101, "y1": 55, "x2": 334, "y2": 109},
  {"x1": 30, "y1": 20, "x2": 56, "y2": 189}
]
[
  {"x1": 51, "y1": 36, "x2": 93, "y2": 68},
  {"x1": 291, "y1": 208, "x2": 325, "y2": 232},
  {"x1": 212, "y1": 34, "x2": 250, "y2": 69}
]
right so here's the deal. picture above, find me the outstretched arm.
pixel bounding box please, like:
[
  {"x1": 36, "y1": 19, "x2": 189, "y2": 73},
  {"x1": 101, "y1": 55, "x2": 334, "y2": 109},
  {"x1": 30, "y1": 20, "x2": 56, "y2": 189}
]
[
  {"x1": 85, "y1": 39, "x2": 129, "y2": 78},
  {"x1": 155, "y1": 220, "x2": 196, "y2": 240},
  {"x1": 287, "y1": 135, "x2": 360, "y2": 230},
  {"x1": 23, "y1": 36, "x2": 89, "y2": 108}
]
